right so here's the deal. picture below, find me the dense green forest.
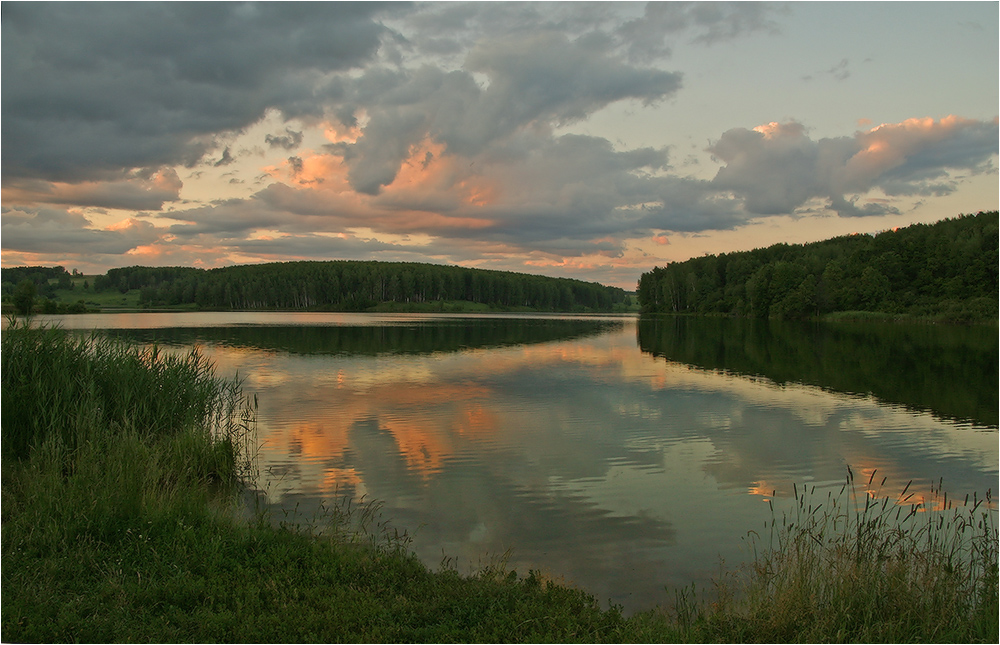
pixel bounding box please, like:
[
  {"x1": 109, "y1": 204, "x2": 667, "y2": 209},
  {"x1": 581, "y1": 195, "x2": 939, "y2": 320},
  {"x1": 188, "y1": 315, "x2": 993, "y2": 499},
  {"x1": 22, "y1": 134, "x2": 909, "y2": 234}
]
[
  {"x1": 637, "y1": 211, "x2": 998, "y2": 321},
  {"x1": 1, "y1": 261, "x2": 629, "y2": 313}
]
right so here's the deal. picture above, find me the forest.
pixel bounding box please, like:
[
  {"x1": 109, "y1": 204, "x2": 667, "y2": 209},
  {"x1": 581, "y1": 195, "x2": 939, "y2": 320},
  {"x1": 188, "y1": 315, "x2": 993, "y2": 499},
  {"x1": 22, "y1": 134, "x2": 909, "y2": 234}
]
[
  {"x1": 637, "y1": 211, "x2": 998, "y2": 322},
  {"x1": 2, "y1": 261, "x2": 628, "y2": 313}
]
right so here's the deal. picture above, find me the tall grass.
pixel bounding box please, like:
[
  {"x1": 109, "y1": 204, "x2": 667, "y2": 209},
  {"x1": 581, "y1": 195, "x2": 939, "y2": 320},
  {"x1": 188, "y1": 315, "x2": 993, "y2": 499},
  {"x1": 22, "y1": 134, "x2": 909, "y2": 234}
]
[
  {"x1": 1, "y1": 319, "x2": 256, "y2": 554},
  {"x1": 673, "y1": 468, "x2": 999, "y2": 642},
  {"x1": 2, "y1": 318, "x2": 254, "y2": 467}
]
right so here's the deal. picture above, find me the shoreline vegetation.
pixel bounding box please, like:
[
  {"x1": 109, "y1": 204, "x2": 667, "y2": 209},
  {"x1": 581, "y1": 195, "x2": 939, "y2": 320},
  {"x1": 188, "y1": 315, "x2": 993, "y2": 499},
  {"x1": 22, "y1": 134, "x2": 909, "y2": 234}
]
[
  {"x1": 2, "y1": 321, "x2": 997, "y2": 642},
  {"x1": 638, "y1": 211, "x2": 998, "y2": 323},
  {"x1": 2, "y1": 210, "x2": 997, "y2": 324},
  {"x1": 1, "y1": 261, "x2": 636, "y2": 317}
]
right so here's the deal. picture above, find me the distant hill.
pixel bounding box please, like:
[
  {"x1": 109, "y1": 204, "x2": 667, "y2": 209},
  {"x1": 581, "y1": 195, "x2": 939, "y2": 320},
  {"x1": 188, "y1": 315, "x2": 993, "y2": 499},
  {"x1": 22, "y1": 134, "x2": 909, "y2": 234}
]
[
  {"x1": 2, "y1": 261, "x2": 630, "y2": 313},
  {"x1": 637, "y1": 211, "x2": 998, "y2": 322}
]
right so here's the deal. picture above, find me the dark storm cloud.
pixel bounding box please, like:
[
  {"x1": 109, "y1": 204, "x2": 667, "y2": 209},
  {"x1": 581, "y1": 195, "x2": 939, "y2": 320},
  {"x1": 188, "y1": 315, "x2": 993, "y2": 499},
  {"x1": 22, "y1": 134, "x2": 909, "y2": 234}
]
[
  {"x1": 1, "y1": 1, "x2": 388, "y2": 181},
  {"x1": 456, "y1": 133, "x2": 674, "y2": 246},
  {"x1": 462, "y1": 31, "x2": 682, "y2": 130},
  {"x1": 287, "y1": 157, "x2": 305, "y2": 178},
  {"x1": 158, "y1": 183, "x2": 380, "y2": 241}
]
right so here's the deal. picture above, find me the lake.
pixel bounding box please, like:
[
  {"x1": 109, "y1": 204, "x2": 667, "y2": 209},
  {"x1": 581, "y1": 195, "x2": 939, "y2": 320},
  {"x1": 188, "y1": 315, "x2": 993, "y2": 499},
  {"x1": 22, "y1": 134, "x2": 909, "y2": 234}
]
[{"x1": 30, "y1": 311, "x2": 999, "y2": 613}]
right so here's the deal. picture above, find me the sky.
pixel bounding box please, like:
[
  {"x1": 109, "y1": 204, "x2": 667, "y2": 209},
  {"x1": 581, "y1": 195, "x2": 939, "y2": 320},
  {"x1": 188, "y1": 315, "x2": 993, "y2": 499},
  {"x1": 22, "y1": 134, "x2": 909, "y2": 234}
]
[{"x1": 2, "y1": 1, "x2": 997, "y2": 289}]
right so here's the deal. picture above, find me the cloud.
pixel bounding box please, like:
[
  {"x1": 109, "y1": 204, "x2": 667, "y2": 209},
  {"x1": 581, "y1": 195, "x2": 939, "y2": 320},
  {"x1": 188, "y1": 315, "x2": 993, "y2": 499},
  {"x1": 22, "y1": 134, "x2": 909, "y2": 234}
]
[
  {"x1": 235, "y1": 233, "x2": 419, "y2": 262},
  {"x1": 394, "y1": 1, "x2": 784, "y2": 66},
  {"x1": 2, "y1": 168, "x2": 183, "y2": 211},
  {"x1": 202, "y1": 133, "x2": 675, "y2": 258},
  {"x1": 853, "y1": 116, "x2": 998, "y2": 184},
  {"x1": 462, "y1": 31, "x2": 682, "y2": 130},
  {"x1": 325, "y1": 30, "x2": 682, "y2": 196},
  {"x1": 213, "y1": 148, "x2": 236, "y2": 168},
  {"x1": 143, "y1": 114, "x2": 998, "y2": 271},
  {"x1": 265, "y1": 128, "x2": 305, "y2": 151},
  {"x1": 803, "y1": 58, "x2": 852, "y2": 82},
  {"x1": 617, "y1": 1, "x2": 784, "y2": 61},
  {"x1": 160, "y1": 197, "x2": 291, "y2": 239},
  {"x1": 1, "y1": 2, "x2": 388, "y2": 181},
  {"x1": 708, "y1": 116, "x2": 998, "y2": 217},
  {"x1": 1, "y1": 208, "x2": 159, "y2": 254},
  {"x1": 2, "y1": 2, "x2": 996, "y2": 286}
]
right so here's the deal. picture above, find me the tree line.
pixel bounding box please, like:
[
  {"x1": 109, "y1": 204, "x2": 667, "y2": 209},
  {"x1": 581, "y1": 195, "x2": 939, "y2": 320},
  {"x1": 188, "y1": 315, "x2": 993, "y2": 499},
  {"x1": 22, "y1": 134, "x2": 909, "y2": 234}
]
[
  {"x1": 637, "y1": 211, "x2": 998, "y2": 322},
  {"x1": 1, "y1": 266, "x2": 90, "y2": 315},
  {"x1": 86, "y1": 261, "x2": 628, "y2": 312},
  {"x1": 2, "y1": 265, "x2": 77, "y2": 297}
]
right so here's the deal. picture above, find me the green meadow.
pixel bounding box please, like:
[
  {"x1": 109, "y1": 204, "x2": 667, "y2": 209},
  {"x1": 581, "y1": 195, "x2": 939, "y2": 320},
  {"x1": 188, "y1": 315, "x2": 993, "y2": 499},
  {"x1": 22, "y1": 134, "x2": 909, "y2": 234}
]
[{"x1": 2, "y1": 320, "x2": 996, "y2": 643}]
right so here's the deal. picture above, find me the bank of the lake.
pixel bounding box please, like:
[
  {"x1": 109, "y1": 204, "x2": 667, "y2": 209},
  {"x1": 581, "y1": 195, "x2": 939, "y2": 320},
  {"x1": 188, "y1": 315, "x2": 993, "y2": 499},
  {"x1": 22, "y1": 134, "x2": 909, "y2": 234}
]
[{"x1": 2, "y1": 321, "x2": 996, "y2": 643}]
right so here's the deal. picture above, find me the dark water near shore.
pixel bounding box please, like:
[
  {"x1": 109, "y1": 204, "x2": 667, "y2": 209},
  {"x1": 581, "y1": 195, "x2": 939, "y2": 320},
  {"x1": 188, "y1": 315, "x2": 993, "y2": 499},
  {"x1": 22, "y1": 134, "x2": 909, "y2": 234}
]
[{"x1": 35, "y1": 312, "x2": 999, "y2": 612}]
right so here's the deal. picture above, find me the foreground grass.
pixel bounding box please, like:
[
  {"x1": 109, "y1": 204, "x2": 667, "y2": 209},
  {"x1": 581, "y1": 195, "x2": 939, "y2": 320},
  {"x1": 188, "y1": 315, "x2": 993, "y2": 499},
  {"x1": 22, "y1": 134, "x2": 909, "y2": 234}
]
[
  {"x1": 2, "y1": 320, "x2": 996, "y2": 642},
  {"x1": 0, "y1": 321, "x2": 636, "y2": 642},
  {"x1": 2, "y1": 491, "x2": 630, "y2": 642},
  {"x1": 682, "y1": 473, "x2": 998, "y2": 643}
]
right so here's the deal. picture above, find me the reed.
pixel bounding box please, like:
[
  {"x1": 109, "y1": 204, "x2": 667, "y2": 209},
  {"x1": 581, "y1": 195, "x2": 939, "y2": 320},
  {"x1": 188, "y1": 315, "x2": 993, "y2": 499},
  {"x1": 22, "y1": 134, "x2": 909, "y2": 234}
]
[
  {"x1": 1, "y1": 319, "x2": 256, "y2": 556},
  {"x1": 675, "y1": 468, "x2": 999, "y2": 643},
  {"x1": 2, "y1": 318, "x2": 255, "y2": 472}
]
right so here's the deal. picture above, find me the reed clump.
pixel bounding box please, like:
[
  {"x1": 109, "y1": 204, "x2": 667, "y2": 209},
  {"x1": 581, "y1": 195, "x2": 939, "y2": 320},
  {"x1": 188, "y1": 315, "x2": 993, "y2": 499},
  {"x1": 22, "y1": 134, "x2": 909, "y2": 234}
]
[
  {"x1": 2, "y1": 319, "x2": 255, "y2": 468},
  {"x1": 669, "y1": 468, "x2": 999, "y2": 643},
  {"x1": 2, "y1": 320, "x2": 258, "y2": 638}
]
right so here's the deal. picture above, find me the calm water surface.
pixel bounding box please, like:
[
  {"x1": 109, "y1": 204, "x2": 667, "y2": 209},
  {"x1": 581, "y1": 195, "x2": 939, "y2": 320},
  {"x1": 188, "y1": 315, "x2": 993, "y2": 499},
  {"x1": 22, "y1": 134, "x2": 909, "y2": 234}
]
[{"x1": 38, "y1": 312, "x2": 999, "y2": 612}]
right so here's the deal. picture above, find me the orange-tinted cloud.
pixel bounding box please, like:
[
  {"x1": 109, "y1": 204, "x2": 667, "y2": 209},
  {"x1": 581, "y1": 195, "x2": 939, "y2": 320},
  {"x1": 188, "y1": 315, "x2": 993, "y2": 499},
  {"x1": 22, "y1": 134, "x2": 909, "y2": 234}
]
[
  {"x1": 711, "y1": 115, "x2": 998, "y2": 218},
  {"x1": 2, "y1": 168, "x2": 183, "y2": 210},
  {"x1": 844, "y1": 115, "x2": 993, "y2": 188}
]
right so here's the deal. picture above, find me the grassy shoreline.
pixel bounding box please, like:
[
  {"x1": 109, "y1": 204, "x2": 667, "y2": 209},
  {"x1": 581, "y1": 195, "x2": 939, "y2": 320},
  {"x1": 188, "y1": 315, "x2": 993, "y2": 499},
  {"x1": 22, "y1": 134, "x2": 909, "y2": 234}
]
[{"x1": 2, "y1": 320, "x2": 996, "y2": 642}]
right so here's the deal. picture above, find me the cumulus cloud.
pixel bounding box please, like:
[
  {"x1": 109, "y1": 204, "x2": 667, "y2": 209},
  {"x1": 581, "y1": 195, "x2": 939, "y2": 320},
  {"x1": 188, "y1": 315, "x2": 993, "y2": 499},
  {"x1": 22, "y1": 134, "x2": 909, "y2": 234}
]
[
  {"x1": 1, "y1": 2, "x2": 387, "y2": 181},
  {"x1": 326, "y1": 31, "x2": 682, "y2": 195},
  {"x1": 1, "y1": 2, "x2": 996, "y2": 284},
  {"x1": 708, "y1": 116, "x2": 999, "y2": 217},
  {"x1": 184, "y1": 132, "x2": 675, "y2": 259},
  {"x1": 148, "y1": 113, "x2": 999, "y2": 268}
]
